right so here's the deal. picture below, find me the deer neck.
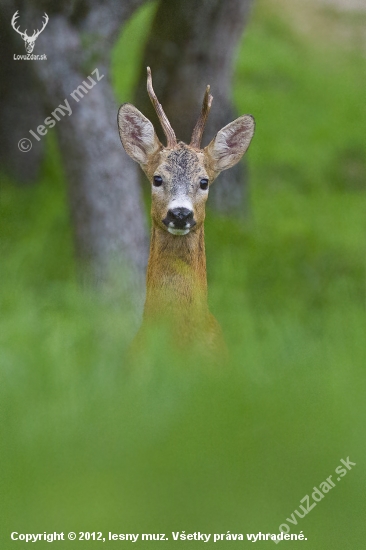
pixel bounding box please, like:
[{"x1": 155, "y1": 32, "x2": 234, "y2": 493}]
[{"x1": 144, "y1": 224, "x2": 208, "y2": 321}]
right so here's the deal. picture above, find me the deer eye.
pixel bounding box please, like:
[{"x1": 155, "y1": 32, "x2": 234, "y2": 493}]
[
  {"x1": 153, "y1": 175, "x2": 163, "y2": 187},
  {"x1": 200, "y1": 178, "x2": 209, "y2": 190}
]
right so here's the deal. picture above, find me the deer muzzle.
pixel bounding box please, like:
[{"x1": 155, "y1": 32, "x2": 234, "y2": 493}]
[{"x1": 163, "y1": 207, "x2": 196, "y2": 235}]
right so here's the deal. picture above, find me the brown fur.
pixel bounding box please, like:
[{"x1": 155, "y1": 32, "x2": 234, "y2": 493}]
[
  {"x1": 134, "y1": 224, "x2": 225, "y2": 358},
  {"x1": 141, "y1": 143, "x2": 222, "y2": 355}
]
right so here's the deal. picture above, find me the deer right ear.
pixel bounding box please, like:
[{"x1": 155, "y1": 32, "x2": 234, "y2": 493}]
[
  {"x1": 117, "y1": 103, "x2": 162, "y2": 165},
  {"x1": 204, "y1": 115, "x2": 255, "y2": 175}
]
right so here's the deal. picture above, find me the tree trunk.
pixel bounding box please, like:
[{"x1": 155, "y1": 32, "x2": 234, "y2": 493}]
[
  {"x1": 1, "y1": 0, "x2": 149, "y2": 285},
  {"x1": 135, "y1": 0, "x2": 254, "y2": 215}
]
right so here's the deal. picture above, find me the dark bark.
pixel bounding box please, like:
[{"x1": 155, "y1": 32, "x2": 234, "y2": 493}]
[
  {"x1": 135, "y1": 0, "x2": 254, "y2": 215},
  {"x1": 0, "y1": 6, "x2": 45, "y2": 182},
  {"x1": 1, "y1": 0, "x2": 149, "y2": 283}
]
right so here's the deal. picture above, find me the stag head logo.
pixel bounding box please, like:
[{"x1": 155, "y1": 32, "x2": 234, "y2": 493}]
[{"x1": 11, "y1": 10, "x2": 49, "y2": 53}]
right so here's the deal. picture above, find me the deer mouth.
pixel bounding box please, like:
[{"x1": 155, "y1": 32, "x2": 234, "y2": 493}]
[
  {"x1": 164, "y1": 219, "x2": 196, "y2": 236},
  {"x1": 167, "y1": 227, "x2": 191, "y2": 236}
]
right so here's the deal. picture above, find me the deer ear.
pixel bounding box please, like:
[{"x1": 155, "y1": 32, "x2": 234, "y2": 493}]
[
  {"x1": 118, "y1": 103, "x2": 162, "y2": 165},
  {"x1": 204, "y1": 115, "x2": 255, "y2": 173}
]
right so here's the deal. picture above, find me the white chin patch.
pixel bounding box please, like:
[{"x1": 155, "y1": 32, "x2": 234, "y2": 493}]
[{"x1": 167, "y1": 228, "x2": 190, "y2": 236}]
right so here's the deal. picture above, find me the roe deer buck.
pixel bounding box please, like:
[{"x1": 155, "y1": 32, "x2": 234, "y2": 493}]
[{"x1": 118, "y1": 68, "x2": 255, "y2": 356}]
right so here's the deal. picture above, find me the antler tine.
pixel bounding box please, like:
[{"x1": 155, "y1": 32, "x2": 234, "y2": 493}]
[
  {"x1": 11, "y1": 11, "x2": 26, "y2": 38},
  {"x1": 147, "y1": 67, "x2": 177, "y2": 148},
  {"x1": 11, "y1": 10, "x2": 19, "y2": 27},
  {"x1": 190, "y1": 85, "x2": 213, "y2": 149},
  {"x1": 34, "y1": 13, "x2": 49, "y2": 39}
]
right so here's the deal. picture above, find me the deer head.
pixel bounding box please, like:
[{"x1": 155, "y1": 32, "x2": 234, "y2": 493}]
[
  {"x1": 11, "y1": 11, "x2": 49, "y2": 53},
  {"x1": 118, "y1": 68, "x2": 255, "y2": 236}
]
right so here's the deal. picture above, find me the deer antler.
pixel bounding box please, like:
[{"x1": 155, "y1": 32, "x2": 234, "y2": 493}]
[
  {"x1": 11, "y1": 11, "x2": 27, "y2": 39},
  {"x1": 147, "y1": 67, "x2": 177, "y2": 148},
  {"x1": 33, "y1": 13, "x2": 49, "y2": 40},
  {"x1": 190, "y1": 85, "x2": 213, "y2": 149}
]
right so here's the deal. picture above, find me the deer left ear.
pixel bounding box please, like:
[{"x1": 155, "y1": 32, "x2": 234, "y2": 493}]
[
  {"x1": 204, "y1": 115, "x2": 255, "y2": 173},
  {"x1": 118, "y1": 103, "x2": 162, "y2": 166}
]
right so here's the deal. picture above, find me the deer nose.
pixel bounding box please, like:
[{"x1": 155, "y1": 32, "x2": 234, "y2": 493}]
[
  {"x1": 170, "y1": 208, "x2": 193, "y2": 222},
  {"x1": 164, "y1": 207, "x2": 195, "y2": 229}
]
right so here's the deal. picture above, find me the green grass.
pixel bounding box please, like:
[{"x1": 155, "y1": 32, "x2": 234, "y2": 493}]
[{"x1": 0, "y1": 1, "x2": 365, "y2": 548}]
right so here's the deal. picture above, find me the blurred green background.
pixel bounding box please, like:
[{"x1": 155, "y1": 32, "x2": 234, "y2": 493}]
[{"x1": 1, "y1": 0, "x2": 365, "y2": 547}]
